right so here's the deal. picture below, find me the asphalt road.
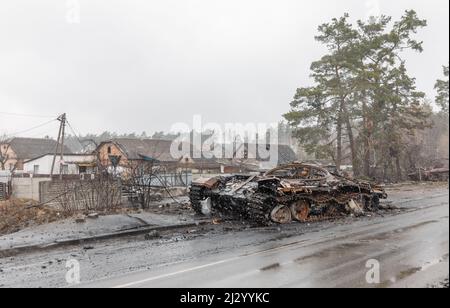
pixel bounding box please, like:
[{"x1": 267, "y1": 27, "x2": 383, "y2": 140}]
[
  {"x1": 84, "y1": 185, "x2": 449, "y2": 288},
  {"x1": 0, "y1": 184, "x2": 448, "y2": 288}
]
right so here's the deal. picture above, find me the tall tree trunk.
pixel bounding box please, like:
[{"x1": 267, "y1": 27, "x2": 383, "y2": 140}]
[
  {"x1": 364, "y1": 137, "x2": 371, "y2": 177},
  {"x1": 383, "y1": 159, "x2": 388, "y2": 182},
  {"x1": 336, "y1": 103, "x2": 343, "y2": 170},
  {"x1": 340, "y1": 101, "x2": 358, "y2": 176},
  {"x1": 395, "y1": 154, "x2": 402, "y2": 181},
  {"x1": 334, "y1": 65, "x2": 345, "y2": 172},
  {"x1": 362, "y1": 100, "x2": 372, "y2": 178}
]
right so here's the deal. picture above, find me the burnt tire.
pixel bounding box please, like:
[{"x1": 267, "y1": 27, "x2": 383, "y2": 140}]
[
  {"x1": 270, "y1": 205, "x2": 293, "y2": 224},
  {"x1": 290, "y1": 200, "x2": 310, "y2": 222}
]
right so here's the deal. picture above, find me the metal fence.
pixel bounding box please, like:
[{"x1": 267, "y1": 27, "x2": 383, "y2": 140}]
[{"x1": 138, "y1": 171, "x2": 192, "y2": 188}]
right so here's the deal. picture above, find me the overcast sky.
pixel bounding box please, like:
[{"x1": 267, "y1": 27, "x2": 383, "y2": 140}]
[{"x1": 0, "y1": 0, "x2": 448, "y2": 138}]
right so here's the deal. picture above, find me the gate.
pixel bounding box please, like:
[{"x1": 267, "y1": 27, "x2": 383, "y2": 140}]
[
  {"x1": 0, "y1": 182, "x2": 10, "y2": 201},
  {"x1": 0, "y1": 171, "x2": 12, "y2": 201}
]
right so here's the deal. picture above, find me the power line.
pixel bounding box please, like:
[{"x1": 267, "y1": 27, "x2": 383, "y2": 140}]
[
  {"x1": 27, "y1": 123, "x2": 60, "y2": 139},
  {"x1": 67, "y1": 120, "x2": 98, "y2": 153},
  {"x1": 66, "y1": 120, "x2": 85, "y2": 148},
  {"x1": 0, "y1": 111, "x2": 56, "y2": 119},
  {"x1": 1, "y1": 118, "x2": 57, "y2": 139}
]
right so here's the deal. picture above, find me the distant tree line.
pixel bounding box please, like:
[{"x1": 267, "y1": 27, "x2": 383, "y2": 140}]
[{"x1": 65, "y1": 131, "x2": 179, "y2": 153}]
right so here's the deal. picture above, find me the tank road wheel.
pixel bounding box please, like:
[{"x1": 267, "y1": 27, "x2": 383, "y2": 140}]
[
  {"x1": 290, "y1": 200, "x2": 310, "y2": 222},
  {"x1": 270, "y1": 205, "x2": 292, "y2": 224}
]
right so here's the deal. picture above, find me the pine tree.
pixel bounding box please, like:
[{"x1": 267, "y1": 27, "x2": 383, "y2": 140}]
[
  {"x1": 354, "y1": 10, "x2": 428, "y2": 179},
  {"x1": 285, "y1": 11, "x2": 430, "y2": 180},
  {"x1": 284, "y1": 14, "x2": 359, "y2": 169},
  {"x1": 435, "y1": 65, "x2": 449, "y2": 115}
]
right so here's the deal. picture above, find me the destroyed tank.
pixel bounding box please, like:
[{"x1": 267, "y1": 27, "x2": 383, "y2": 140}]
[{"x1": 190, "y1": 163, "x2": 387, "y2": 225}]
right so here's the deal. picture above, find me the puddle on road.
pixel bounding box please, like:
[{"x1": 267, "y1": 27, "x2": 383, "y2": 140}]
[
  {"x1": 393, "y1": 220, "x2": 439, "y2": 234},
  {"x1": 379, "y1": 254, "x2": 449, "y2": 288},
  {"x1": 359, "y1": 220, "x2": 440, "y2": 242},
  {"x1": 294, "y1": 242, "x2": 365, "y2": 263},
  {"x1": 260, "y1": 263, "x2": 281, "y2": 271},
  {"x1": 292, "y1": 220, "x2": 442, "y2": 267}
]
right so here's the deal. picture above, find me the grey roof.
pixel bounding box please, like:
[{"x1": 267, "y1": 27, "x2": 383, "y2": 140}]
[
  {"x1": 275, "y1": 144, "x2": 298, "y2": 165},
  {"x1": 111, "y1": 138, "x2": 179, "y2": 162},
  {"x1": 237, "y1": 143, "x2": 298, "y2": 165},
  {"x1": 9, "y1": 138, "x2": 72, "y2": 160}
]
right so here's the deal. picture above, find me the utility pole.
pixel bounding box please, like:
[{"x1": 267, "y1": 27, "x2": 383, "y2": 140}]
[
  {"x1": 59, "y1": 113, "x2": 67, "y2": 180},
  {"x1": 50, "y1": 113, "x2": 67, "y2": 179}
]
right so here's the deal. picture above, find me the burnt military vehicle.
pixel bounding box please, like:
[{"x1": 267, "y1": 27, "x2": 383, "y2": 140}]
[{"x1": 189, "y1": 163, "x2": 387, "y2": 225}]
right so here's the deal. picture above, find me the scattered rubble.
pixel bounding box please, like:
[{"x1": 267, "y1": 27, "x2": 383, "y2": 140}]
[
  {"x1": 144, "y1": 230, "x2": 161, "y2": 240},
  {"x1": 408, "y1": 167, "x2": 449, "y2": 182},
  {"x1": 428, "y1": 278, "x2": 449, "y2": 288},
  {"x1": 87, "y1": 213, "x2": 99, "y2": 219},
  {"x1": 74, "y1": 216, "x2": 86, "y2": 224},
  {"x1": 190, "y1": 163, "x2": 387, "y2": 225}
]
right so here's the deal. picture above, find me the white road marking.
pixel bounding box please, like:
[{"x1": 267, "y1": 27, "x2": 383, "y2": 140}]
[
  {"x1": 112, "y1": 241, "x2": 306, "y2": 288},
  {"x1": 113, "y1": 257, "x2": 240, "y2": 288}
]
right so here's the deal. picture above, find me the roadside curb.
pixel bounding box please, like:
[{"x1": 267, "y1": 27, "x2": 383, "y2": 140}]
[{"x1": 0, "y1": 220, "x2": 212, "y2": 258}]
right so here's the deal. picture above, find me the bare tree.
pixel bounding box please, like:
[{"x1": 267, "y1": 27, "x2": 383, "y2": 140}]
[
  {"x1": 56, "y1": 174, "x2": 122, "y2": 214},
  {"x1": 125, "y1": 160, "x2": 162, "y2": 209},
  {"x1": 121, "y1": 140, "x2": 182, "y2": 209},
  {"x1": 0, "y1": 135, "x2": 11, "y2": 171}
]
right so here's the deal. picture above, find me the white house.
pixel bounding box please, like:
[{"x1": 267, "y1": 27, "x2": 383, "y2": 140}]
[{"x1": 23, "y1": 154, "x2": 97, "y2": 175}]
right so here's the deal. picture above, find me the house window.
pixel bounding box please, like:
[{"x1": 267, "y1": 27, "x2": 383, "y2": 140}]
[
  {"x1": 33, "y1": 165, "x2": 40, "y2": 174},
  {"x1": 79, "y1": 166, "x2": 87, "y2": 174},
  {"x1": 107, "y1": 146, "x2": 112, "y2": 154}
]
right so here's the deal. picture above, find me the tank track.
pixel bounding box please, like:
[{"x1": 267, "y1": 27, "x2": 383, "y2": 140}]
[
  {"x1": 242, "y1": 193, "x2": 276, "y2": 225},
  {"x1": 190, "y1": 186, "x2": 379, "y2": 224}
]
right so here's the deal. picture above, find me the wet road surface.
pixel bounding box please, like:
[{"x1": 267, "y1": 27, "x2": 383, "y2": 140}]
[
  {"x1": 84, "y1": 187, "x2": 449, "y2": 288},
  {"x1": 0, "y1": 184, "x2": 448, "y2": 288}
]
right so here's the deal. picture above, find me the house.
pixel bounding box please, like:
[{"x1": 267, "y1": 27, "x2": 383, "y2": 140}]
[
  {"x1": 232, "y1": 143, "x2": 298, "y2": 171},
  {"x1": 181, "y1": 142, "x2": 298, "y2": 174},
  {"x1": 96, "y1": 138, "x2": 184, "y2": 169},
  {"x1": 23, "y1": 154, "x2": 97, "y2": 175},
  {"x1": 178, "y1": 152, "x2": 222, "y2": 174},
  {"x1": 0, "y1": 137, "x2": 72, "y2": 171}
]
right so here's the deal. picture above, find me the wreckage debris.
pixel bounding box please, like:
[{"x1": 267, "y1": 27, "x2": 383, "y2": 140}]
[
  {"x1": 144, "y1": 230, "x2": 161, "y2": 240},
  {"x1": 190, "y1": 163, "x2": 388, "y2": 225}
]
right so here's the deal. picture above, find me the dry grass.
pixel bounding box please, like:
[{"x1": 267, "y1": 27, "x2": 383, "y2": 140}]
[{"x1": 0, "y1": 198, "x2": 70, "y2": 235}]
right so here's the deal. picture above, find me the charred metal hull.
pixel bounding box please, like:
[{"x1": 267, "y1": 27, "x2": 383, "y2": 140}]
[{"x1": 190, "y1": 163, "x2": 387, "y2": 225}]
